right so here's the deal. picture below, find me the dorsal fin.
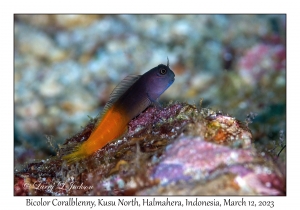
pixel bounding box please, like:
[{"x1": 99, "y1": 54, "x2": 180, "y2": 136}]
[
  {"x1": 106, "y1": 75, "x2": 141, "y2": 107},
  {"x1": 94, "y1": 75, "x2": 141, "y2": 126}
]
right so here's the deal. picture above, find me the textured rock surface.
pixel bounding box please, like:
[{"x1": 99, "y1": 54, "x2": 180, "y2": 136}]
[{"x1": 14, "y1": 103, "x2": 285, "y2": 196}]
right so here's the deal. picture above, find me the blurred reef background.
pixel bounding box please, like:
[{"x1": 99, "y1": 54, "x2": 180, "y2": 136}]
[{"x1": 14, "y1": 15, "x2": 286, "y2": 195}]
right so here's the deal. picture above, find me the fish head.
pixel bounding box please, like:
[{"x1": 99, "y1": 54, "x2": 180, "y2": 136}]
[{"x1": 144, "y1": 63, "x2": 175, "y2": 100}]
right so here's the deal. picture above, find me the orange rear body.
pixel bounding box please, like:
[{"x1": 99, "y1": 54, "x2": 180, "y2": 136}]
[{"x1": 63, "y1": 105, "x2": 129, "y2": 162}]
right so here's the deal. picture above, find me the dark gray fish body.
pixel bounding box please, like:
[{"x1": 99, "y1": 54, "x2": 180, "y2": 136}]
[{"x1": 114, "y1": 64, "x2": 175, "y2": 120}]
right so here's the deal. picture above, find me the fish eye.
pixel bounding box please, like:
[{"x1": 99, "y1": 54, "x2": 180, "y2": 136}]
[{"x1": 160, "y1": 68, "x2": 167, "y2": 75}]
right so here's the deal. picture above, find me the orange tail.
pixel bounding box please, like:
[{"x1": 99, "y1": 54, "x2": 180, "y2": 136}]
[{"x1": 62, "y1": 142, "x2": 88, "y2": 163}]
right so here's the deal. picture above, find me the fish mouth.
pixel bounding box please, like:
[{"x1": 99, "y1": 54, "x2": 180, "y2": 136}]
[
  {"x1": 169, "y1": 78, "x2": 175, "y2": 84},
  {"x1": 171, "y1": 72, "x2": 175, "y2": 81}
]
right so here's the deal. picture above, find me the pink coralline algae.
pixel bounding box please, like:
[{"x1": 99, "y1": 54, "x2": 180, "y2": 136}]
[
  {"x1": 238, "y1": 43, "x2": 286, "y2": 84},
  {"x1": 152, "y1": 137, "x2": 254, "y2": 184},
  {"x1": 14, "y1": 103, "x2": 285, "y2": 196},
  {"x1": 150, "y1": 137, "x2": 284, "y2": 195},
  {"x1": 127, "y1": 103, "x2": 185, "y2": 137}
]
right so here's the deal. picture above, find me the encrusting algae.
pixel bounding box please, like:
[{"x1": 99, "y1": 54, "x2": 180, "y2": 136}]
[
  {"x1": 15, "y1": 102, "x2": 285, "y2": 196},
  {"x1": 62, "y1": 60, "x2": 175, "y2": 163}
]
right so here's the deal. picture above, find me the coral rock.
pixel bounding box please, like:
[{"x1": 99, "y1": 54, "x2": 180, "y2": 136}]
[{"x1": 14, "y1": 103, "x2": 285, "y2": 195}]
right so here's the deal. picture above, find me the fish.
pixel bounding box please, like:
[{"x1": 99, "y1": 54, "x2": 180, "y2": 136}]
[{"x1": 63, "y1": 60, "x2": 175, "y2": 163}]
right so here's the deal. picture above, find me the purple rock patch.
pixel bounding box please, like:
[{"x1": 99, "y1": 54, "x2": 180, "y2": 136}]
[{"x1": 152, "y1": 136, "x2": 255, "y2": 184}]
